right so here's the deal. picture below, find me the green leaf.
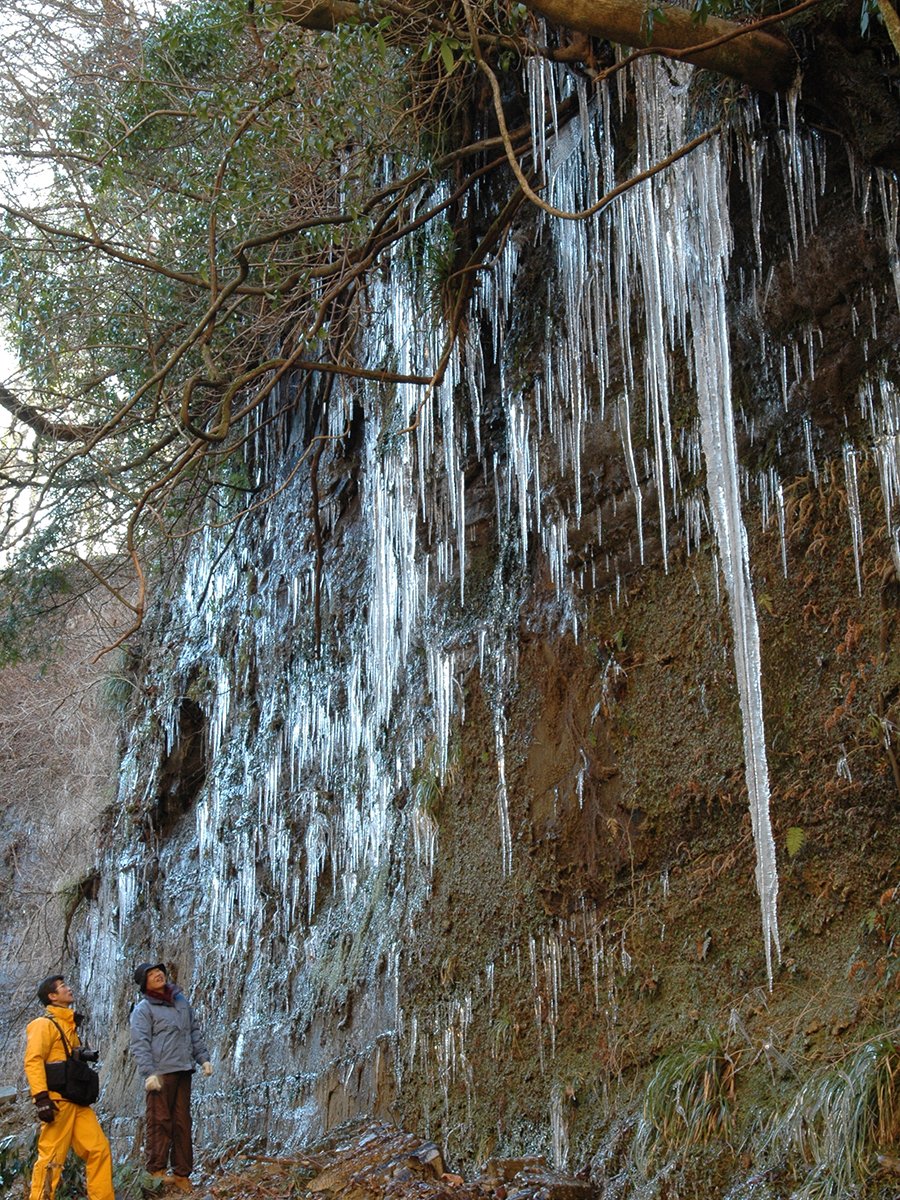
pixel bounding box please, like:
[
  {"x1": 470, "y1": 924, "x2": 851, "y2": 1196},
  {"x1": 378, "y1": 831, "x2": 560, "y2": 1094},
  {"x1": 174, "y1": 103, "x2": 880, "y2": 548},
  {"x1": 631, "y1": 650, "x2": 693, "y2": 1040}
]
[
  {"x1": 785, "y1": 826, "x2": 806, "y2": 858},
  {"x1": 439, "y1": 40, "x2": 456, "y2": 74}
]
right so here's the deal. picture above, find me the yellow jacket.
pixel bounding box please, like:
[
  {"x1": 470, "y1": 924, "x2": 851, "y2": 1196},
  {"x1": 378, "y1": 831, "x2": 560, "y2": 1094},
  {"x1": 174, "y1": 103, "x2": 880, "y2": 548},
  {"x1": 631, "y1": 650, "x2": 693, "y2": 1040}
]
[{"x1": 24, "y1": 1005, "x2": 82, "y2": 1099}]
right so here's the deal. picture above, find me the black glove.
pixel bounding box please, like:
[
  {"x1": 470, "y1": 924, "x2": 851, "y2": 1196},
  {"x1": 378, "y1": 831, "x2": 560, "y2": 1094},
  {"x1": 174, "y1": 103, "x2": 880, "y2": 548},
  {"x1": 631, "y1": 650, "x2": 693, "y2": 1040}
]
[{"x1": 34, "y1": 1091, "x2": 57, "y2": 1123}]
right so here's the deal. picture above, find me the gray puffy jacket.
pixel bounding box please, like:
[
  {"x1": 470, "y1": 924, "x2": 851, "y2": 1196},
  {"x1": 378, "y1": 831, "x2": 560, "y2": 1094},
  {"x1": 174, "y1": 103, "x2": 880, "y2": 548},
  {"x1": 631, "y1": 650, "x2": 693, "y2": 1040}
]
[{"x1": 129, "y1": 988, "x2": 210, "y2": 1078}]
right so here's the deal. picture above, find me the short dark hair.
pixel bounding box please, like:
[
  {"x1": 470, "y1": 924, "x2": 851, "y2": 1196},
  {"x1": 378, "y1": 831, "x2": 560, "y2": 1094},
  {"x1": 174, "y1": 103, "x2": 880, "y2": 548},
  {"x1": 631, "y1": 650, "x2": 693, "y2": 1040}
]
[{"x1": 37, "y1": 976, "x2": 64, "y2": 1006}]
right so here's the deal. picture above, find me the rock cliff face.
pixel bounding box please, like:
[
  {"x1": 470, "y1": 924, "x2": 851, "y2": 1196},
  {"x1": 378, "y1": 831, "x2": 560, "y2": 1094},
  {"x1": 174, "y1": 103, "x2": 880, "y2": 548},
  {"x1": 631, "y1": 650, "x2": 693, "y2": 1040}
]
[
  {"x1": 1, "y1": 52, "x2": 899, "y2": 1199},
  {"x1": 0, "y1": 588, "x2": 120, "y2": 1043}
]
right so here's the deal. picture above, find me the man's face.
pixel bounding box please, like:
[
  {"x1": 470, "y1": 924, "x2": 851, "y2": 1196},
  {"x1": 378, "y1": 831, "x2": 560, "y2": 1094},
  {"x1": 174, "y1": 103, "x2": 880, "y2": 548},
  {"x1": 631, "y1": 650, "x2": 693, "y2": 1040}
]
[
  {"x1": 48, "y1": 980, "x2": 74, "y2": 1007},
  {"x1": 145, "y1": 968, "x2": 167, "y2": 990}
]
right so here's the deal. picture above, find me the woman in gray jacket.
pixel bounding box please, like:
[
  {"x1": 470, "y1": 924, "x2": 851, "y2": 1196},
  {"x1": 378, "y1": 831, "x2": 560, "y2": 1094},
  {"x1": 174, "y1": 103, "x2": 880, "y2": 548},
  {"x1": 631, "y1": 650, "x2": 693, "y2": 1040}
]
[{"x1": 129, "y1": 963, "x2": 213, "y2": 1192}]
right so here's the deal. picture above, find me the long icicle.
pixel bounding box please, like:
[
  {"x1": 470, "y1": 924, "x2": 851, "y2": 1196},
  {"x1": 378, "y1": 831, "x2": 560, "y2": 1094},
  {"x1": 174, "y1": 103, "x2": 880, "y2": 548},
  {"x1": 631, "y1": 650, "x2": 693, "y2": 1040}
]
[{"x1": 688, "y1": 137, "x2": 781, "y2": 984}]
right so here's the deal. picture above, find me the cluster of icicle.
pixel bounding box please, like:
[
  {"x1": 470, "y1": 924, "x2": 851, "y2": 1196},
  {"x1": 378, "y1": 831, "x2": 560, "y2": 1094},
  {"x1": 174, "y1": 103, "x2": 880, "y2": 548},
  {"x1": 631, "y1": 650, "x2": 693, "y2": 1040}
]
[{"x1": 77, "y1": 44, "x2": 900, "y2": 1147}]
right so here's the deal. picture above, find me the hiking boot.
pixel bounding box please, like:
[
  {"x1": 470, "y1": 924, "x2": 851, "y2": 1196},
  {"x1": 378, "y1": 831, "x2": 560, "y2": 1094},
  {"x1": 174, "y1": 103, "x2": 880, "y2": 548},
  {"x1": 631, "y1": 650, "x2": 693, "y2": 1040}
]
[{"x1": 170, "y1": 1178, "x2": 193, "y2": 1193}]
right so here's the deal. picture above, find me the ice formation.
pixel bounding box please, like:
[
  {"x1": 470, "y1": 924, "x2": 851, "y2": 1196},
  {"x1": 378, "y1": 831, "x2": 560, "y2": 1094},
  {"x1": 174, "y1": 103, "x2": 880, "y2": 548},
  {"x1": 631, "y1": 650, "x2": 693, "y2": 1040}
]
[{"x1": 76, "y1": 42, "x2": 900, "y2": 1154}]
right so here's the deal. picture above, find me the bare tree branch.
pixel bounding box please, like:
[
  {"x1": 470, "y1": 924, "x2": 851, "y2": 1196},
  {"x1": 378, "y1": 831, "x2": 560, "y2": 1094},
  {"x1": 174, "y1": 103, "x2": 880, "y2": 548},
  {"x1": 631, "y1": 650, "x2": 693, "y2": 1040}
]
[{"x1": 0, "y1": 383, "x2": 98, "y2": 442}]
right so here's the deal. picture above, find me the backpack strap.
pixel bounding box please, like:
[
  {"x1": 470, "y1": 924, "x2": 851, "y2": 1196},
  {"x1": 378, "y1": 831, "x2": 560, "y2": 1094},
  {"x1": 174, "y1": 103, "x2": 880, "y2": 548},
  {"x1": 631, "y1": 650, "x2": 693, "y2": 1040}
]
[{"x1": 44, "y1": 1015, "x2": 73, "y2": 1060}]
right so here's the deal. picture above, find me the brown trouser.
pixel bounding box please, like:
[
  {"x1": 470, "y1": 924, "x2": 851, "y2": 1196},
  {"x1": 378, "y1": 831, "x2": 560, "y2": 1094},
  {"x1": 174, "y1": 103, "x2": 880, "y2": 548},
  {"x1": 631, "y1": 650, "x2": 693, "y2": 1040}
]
[{"x1": 145, "y1": 1071, "x2": 193, "y2": 1176}]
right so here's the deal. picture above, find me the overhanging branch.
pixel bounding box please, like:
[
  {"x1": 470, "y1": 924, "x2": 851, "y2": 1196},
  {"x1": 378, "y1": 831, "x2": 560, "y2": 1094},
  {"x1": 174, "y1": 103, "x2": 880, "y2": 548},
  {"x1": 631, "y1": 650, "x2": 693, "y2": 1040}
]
[
  {"x1": 526, "y1": 0, "x2": 796, "y2": 91},
  {"x1": 275, "y1": 0, "x2": 797, "y2": 93},
  {"x1": 0, "y1": 384, "x2": 98, "y2": 443},
  {"x1": 279, "y1": 0, "x2": 364, "y2": 29}
]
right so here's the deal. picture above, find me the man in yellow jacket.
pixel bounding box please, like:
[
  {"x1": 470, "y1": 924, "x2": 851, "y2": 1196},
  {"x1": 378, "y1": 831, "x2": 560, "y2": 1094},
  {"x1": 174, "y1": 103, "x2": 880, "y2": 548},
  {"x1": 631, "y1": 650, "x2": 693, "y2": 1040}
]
[{"x1": 24, "y1": 975, "x2": 115, "y2": 1200}]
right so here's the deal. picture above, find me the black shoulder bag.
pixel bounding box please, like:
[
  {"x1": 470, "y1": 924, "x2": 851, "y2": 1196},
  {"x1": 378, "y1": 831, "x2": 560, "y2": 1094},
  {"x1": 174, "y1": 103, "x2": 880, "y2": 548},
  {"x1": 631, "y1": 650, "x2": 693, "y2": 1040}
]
[{"x1": 43, "y1": 1016, "x2": 100, "y2": 1106}]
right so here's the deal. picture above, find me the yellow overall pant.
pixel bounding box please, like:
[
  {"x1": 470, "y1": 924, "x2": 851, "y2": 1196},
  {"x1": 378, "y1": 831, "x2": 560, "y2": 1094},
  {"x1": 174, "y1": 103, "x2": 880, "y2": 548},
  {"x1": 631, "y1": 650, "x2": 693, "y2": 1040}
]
[{"x1": 29, "y1": 1100, "x2": 114, "y2": 1200}]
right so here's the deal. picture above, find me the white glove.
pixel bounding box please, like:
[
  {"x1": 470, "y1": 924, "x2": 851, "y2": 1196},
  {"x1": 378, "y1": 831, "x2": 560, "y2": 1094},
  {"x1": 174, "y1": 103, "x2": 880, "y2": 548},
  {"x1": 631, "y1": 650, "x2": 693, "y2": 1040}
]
[
  {"x1": 201, "y1": 1062, "x2": 213, "y2": 1077},
  {"x1": 145, "y1": 1075, "x2": 163, "y2": 1092}
]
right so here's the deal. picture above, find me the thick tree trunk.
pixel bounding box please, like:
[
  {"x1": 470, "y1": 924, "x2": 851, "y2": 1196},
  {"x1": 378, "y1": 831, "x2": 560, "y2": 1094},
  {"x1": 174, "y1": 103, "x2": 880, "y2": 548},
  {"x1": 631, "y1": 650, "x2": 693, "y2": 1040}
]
[
  {"x1": 279, "y1": 0, "x2": 363, "y2": 31},
  {"x1": 527, "y1": 0, "x2": 796, "y2": 91},
  {"x1": 278, "y1": 0, "x2": 797, "y2": 93}
]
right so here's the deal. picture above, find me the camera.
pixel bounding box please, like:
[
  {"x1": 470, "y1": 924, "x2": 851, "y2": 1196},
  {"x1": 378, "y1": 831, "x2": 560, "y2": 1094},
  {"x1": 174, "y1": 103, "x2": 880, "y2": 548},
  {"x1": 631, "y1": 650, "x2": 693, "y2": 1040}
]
[{"x1": 72, "y1": 1047, "x2": 99, "y2": 1063}]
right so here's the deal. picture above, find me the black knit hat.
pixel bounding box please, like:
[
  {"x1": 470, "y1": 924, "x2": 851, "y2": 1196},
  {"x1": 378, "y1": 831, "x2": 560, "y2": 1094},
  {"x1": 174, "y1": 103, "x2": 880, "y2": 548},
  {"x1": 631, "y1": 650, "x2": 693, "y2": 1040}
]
[{"x1": 134, "y1": 962, "x2": 166, "y2": 991}]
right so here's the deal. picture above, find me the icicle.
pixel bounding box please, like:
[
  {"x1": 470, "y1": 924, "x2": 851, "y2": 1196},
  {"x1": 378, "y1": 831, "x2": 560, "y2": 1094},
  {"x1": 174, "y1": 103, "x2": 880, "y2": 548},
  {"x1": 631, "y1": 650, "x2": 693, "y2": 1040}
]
[
  {"x1": 776, "y1": 478, "x2": 788, "y2": 578},
  {"x1": 494, "y1": 708, "x2": 513, "y2": 878},
  {"x1": 842, "y1": 444, "x2": 864, "y2": 594},
  {"x1": 550, "y1": 1083, "x2": 570, "y2": 1170},
  {"x1": 688, "y1": 138, "x2": 780, "y2": 985}
]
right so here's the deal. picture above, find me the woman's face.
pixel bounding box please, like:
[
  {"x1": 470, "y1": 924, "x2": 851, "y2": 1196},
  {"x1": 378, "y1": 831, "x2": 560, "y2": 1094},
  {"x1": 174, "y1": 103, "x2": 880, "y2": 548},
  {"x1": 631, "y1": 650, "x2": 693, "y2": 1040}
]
[{"x1": 146, "y1": 968, "x2": 167, "y2": 990}]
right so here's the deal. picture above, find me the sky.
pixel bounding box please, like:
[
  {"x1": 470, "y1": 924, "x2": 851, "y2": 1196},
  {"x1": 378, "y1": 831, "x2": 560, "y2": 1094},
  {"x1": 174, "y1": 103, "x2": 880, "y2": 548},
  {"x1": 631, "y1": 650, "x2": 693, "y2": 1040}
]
[{"x1": 0, "y1": 342, "x2": 19, "y2": 385}]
